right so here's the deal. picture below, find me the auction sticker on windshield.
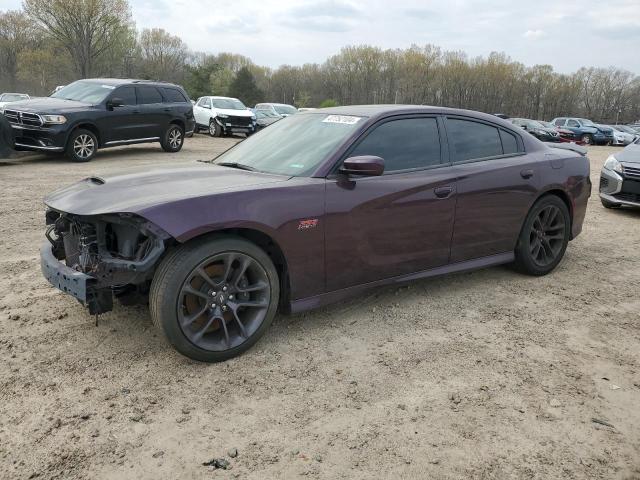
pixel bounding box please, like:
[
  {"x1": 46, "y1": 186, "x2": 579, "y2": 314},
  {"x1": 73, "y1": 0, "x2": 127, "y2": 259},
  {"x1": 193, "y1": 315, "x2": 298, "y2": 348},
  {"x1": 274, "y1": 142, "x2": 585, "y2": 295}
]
[{"x1": 322, "y1": 115, "x2": 362, "y2": 125}]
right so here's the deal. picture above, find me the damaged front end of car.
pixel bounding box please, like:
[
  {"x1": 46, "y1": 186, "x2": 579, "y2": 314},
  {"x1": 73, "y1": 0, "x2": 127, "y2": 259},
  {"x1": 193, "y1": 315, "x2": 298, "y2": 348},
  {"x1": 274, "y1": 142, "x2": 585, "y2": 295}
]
[{"x1": 41, "y1": 210, "x2": 171, "y2": 315}]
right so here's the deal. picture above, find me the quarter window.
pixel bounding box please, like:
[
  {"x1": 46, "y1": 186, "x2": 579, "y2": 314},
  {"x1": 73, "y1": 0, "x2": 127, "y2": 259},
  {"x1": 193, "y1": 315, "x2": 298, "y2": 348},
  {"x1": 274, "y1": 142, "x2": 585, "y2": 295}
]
[
  {"x1": 162, "y1": 88, "x2": 187, "y2": 103},
  {"x1": 500, "y1": 130, "x2": 519, "y2": 154},
  {"x1": 349, "y1": 118, "x2": 441, "y2": 172},
  {"x1": 447, "y1": 119, "x2": 503, "y2": 161},
  {"x1": 136, "y1": 86, "x2": 163, "y2": 104}
]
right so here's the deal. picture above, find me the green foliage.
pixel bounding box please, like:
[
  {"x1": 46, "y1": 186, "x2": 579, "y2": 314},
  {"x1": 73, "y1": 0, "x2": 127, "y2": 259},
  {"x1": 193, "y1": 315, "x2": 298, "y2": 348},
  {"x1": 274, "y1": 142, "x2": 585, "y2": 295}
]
[
  {"x1": 228, "y1": 67, "x2": 264, "y2": 106},
  {"x1": 184, "y1": 60, "x2": 220, "y2": 100},
  {"x1": 319, "y1": 99, "x2": 340, "y2": 108}
]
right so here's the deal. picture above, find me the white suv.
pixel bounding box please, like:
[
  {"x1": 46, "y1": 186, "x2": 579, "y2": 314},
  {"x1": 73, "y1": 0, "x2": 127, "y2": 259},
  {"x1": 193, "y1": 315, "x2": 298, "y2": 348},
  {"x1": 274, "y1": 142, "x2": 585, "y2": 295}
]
[
  {"x1": 193, "y1": 96, "x2": 256, "y2": 137},
  {"x1": 255, "y1": 103, "x2": 298, "y2": 117}
]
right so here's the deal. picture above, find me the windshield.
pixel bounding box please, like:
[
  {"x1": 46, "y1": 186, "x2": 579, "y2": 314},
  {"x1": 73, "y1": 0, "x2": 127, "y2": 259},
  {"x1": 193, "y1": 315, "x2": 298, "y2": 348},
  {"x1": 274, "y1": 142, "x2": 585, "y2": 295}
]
[
  {"x1": 579, "y1": 118, "x2": 596, "y2": 127},
  {"x1": 526, "y1": 120, "x2": 545, "y2": 128},
  {"x1": 211, "y1": 98, "x2": 246, "y2": 110},
  {"x1": 51, "y1": 81, "x2": 115, "y2": 103},
  {"x1": 274, "y1": 105, "x2": 298, "y2": 115},
  {"x1": 214, "y1": 113, "x2": 364, "y2": 176},
  {"x1": 1, "y1": 94, "x2": 28, "y2": 102}
]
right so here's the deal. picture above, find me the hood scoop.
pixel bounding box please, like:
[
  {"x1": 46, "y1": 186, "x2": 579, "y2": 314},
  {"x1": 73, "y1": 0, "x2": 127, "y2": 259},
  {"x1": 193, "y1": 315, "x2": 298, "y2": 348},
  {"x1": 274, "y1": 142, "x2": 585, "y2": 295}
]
[{"x1": 86, "y1": 176, "x2": 106, "y2": 185}]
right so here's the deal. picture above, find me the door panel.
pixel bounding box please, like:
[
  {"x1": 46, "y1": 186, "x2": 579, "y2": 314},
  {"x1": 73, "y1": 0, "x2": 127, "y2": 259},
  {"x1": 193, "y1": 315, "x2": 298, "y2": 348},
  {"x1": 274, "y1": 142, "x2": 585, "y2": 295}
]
[
  {"x1": 100, "y1": 86, "x2": 144, "y2": 143},
  {"x1": 135, "y1": 86, "x2": 165, "y2": 138},
  {"x1": 449, "y1": 155, "x2": 541, "y2": 262},
  {"x1": 325, "y1": 169, "x2": 457, "y2": 291}
]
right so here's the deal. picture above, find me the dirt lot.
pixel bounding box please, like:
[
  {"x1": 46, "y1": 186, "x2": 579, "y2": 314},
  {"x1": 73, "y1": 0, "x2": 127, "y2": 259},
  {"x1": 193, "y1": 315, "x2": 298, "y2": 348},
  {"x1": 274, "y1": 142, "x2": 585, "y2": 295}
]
[{"x1": 0, "y1": 136, "x2": 638, "y2": 479}]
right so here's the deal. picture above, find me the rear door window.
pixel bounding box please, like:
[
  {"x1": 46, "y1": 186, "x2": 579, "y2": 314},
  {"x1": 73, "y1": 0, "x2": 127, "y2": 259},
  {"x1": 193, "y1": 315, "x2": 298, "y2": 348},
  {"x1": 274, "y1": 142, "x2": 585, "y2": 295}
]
[
  {"x1": 554, "y1": 119, "x2": 566, "y2": 126},
  {"x1": 136, "y1": 86, "x2": 163, "y2": 104},
  {"x1": 349, "y1": 117, "x2": 442, "y2": 172},
  {"x1": 447, "y1": 118, "x2": 503, "y2": 162},
  {"x1": 567, "y1": 119, "x2": 579, "y2": 127}
]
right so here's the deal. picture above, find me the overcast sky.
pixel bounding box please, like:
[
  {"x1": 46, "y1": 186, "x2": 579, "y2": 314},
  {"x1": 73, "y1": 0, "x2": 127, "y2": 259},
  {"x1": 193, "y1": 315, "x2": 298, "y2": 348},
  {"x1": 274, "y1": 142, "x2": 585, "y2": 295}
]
[{"x1": 2, "y1": 0, "x2": 639, "y2": 73}]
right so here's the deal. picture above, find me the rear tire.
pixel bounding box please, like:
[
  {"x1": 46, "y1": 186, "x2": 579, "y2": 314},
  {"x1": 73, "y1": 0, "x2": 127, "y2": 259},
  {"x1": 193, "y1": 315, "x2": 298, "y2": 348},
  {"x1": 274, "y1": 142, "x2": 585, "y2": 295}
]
[
  {"x1": 149, "y1": 236, "x2": 280, "y2": 362},
  {"x1": 66, "y1": 129, "x2": 97, "y2": 162},
  {"x1": 581, "y1": 134, "x2": 592, "y2": 145},
  {"x1": 161, "y1": 124, "x2": 184, "y2": 152},
  {"x1": 514, "y1": 195, "x2": 570, "y2": 276}
]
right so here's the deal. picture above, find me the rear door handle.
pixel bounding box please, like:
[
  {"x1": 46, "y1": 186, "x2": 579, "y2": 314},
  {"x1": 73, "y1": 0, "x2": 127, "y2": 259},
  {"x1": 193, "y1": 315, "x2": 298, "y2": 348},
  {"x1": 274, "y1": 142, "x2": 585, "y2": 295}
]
[
  {"x1": 163, "y1": 108, "x2": 171, "y2": 112},
  {"x1": 434, "y1": 185, "x2": 453, "y2": 199},
  {"x1": 520, "y1": 169, "x2": 534, "y2": 179}
]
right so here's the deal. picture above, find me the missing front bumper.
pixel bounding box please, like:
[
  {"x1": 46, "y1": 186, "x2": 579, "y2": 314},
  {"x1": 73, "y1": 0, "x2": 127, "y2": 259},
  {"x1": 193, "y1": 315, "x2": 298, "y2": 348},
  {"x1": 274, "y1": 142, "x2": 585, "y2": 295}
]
[{"x1": 40, "y1": 242, "x2": 113, "y2": 314}]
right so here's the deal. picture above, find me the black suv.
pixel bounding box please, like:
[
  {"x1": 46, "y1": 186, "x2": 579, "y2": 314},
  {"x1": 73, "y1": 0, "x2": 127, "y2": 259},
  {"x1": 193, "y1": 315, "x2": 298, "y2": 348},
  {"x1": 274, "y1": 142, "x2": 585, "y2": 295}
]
[{"x1": 0, "y1": 78, "x2": 195, "y2": 162}]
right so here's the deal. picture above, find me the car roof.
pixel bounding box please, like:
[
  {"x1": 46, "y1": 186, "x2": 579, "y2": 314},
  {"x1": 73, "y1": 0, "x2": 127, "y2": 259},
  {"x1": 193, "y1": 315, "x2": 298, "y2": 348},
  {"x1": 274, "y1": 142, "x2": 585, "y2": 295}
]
[
  {"x1": 316, "y1": 104, "x2": 518, "y2": 123},
  {"x1": 79, "y1": 78, "x2": 183, "y2": 88},
  {"x1": 1, "y1": 92, "x2": 29, "y2": 96},
  {"x1": 258, "y1": 103, "x2": 295, "y2": 107},
  {"x1": 205, "y1": 96, "x2": 241, "y2": 101}
]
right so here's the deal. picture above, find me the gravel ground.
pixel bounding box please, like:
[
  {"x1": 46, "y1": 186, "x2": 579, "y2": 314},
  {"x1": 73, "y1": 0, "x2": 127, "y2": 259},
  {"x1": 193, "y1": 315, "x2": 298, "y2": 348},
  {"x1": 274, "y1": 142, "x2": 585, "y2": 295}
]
[{"x1": 0, "y1": 136, "x2": 639, "y2": 479}]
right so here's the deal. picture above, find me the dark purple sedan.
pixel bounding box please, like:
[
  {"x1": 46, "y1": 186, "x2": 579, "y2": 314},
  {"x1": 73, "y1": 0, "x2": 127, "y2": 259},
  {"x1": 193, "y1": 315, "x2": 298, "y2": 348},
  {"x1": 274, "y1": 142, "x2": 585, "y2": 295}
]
[{"x1": 41, "y1": 106, "x2": 591, "y2": 362}]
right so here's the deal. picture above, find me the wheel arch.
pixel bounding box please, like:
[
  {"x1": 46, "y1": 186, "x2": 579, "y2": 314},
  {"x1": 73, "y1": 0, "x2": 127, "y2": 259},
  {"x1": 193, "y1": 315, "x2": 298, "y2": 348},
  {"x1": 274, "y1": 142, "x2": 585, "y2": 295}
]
[
  {"x1": 169, "y1": 118, "x2": 185, "y2": 130},
  {"x1": 178, "y1": 227, "x2": 291, "y2": 312},
  {"x1": 68, "y1": 122, "x2": 101, "y2": 147},
  {"x1": 526, "y1": 188, "x2": 574, "y2": 238}
]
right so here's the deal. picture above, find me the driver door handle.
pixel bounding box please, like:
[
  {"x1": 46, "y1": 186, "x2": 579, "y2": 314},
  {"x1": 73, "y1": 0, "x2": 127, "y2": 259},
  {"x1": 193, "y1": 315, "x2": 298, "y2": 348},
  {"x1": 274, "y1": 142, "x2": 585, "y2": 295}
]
[
  {"x1": 520, "y1": 169, "x2": 534, "y2": 179},
  {"x1": 434, "y1": 185, "x2": 453, "y2": 199}
]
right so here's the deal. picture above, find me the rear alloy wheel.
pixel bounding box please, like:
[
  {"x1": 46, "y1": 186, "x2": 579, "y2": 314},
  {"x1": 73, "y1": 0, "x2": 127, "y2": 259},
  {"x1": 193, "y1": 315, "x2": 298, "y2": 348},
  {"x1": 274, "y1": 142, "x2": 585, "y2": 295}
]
[
  {"x1": 581, "y1": 134, "x2": 592, "y2": 145},
  {"x1": 209, "y1": 119, "x2": 222, "y2": 137},
  {"x1": 66, "y1": 129, "x2": 97, "y2": 162},
  {"x1": 149, "y1": 236, "x2": 279, "y2": 362},
  {"x1": 514, "y1": 195, "x2": 570, "y2": 276},
  {"x1": 161, "y1": 124, "x2": 184, "y2": 152}
]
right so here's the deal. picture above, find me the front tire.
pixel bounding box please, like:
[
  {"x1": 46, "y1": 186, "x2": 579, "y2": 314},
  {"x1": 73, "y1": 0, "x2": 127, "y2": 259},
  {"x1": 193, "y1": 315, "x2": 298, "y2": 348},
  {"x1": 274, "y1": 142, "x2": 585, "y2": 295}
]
[
  {"x1": 149, "y1": 236, "x2": 280, "y2": 362},
  {"x1": 514, "y1": 195, "x2": 570, "y2": 276},
  {"x1": 581, "y1": 134, "x2": 593, "y2": 145},
  {"x1": 66, "y1": 129, "x2": 97, "y2": 162},
  {"x1": 209, "y1": 119, "x2": 222, "y2": 137},
  {"x1": 161, "y1": 124, "x2": 184, "y2": 152}
]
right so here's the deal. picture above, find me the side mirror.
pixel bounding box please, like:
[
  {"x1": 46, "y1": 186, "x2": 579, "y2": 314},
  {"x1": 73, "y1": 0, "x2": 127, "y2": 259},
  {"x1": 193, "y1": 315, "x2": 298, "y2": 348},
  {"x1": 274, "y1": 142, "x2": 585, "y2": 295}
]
[
  {"x1": 339, "y1": 155, "x2": 385, "y2": 176},
  {"x1": 107, "y1": 97, "x2": 124, "y2": 109},
  {"x1": 203, "y1": 104, "x2": 211, "y2": 109}
]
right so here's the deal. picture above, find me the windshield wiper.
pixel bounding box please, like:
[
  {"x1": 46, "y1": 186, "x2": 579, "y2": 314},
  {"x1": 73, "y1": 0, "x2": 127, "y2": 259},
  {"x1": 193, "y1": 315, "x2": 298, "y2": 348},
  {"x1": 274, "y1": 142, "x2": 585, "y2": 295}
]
[{"x1": 217, "y1": 162, "x2": 257, "y2": 172}]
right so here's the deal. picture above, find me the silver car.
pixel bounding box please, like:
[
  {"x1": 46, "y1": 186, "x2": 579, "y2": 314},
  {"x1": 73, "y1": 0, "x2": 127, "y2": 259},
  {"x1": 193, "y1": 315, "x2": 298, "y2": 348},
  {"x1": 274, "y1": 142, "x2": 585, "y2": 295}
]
[{"x1": 600, "y1": 140, "x2": 640, "y2": 208}]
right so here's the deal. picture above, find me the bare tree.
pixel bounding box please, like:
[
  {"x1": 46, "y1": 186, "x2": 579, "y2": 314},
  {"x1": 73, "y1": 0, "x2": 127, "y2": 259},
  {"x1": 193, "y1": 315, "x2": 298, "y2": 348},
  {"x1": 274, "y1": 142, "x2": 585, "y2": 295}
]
[
  {"x1": 138, "y1": 28, "x2": 188, "y2": 83},
  {"x1": 0, "y1": 10, "x2": 39, "y2": 90},
  {"x1": 23, "y1": 0, "x2": 132, "y2": 78}
]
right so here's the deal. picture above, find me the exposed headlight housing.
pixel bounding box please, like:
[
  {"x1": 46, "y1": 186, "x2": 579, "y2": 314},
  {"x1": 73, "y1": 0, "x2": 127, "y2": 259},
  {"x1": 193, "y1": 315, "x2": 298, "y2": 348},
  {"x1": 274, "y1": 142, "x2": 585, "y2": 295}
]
[
  {"x1": 41, "y1": 114, "x2": 67, "y2": 124},
  {"x1": 604, "y1": 155, "x2": 623, "y2": 174},
  {"x1": 0, "y1": 106, "x2": 4, "y2": 114},
  {"x1": 251, "y1": 115, "x2": 256, "y2": 120},
  {"x1": 217, "y1": 114, "x2": 229, "y2": 119}
]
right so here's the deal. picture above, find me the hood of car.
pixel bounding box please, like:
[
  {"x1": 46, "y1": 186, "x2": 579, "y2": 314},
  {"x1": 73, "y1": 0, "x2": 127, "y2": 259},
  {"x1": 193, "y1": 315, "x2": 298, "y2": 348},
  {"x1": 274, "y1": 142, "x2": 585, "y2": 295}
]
[
  {"x1": 214, "y1": 108, "x2": 254, "y2": 117},
  {"x1": 44, "y1": 163, "x2": 289, "y2": 216},
  {"x1": 616, "y1": 143, "x2": 640, "y2": 164},
  {"x1": 4, "y1": 97, "x2": 92, "y2": 114}
]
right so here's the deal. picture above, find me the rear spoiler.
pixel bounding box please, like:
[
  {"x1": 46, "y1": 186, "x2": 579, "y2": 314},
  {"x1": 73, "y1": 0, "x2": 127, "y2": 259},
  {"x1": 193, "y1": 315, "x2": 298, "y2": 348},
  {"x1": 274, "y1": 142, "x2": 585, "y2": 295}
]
[{"x1": 548, "y1": 143, "x2": 588, "y2": 156}]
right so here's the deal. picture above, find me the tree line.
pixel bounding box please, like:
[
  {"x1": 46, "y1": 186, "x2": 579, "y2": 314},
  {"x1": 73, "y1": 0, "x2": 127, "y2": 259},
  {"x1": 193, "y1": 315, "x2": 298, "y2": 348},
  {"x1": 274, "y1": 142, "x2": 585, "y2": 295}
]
[{"x1": 1, "y1": 0, "x2": 639, "y2": 123}]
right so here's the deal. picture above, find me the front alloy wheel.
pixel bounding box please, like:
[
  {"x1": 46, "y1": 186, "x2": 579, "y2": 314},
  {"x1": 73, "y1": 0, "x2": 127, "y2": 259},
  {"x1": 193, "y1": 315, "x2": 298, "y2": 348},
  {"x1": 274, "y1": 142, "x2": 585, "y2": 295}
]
[
  {"x1": 150, "y1": 236, "x2": 279, "y2": 362},
  {"x1": 66, "y1": 129, "x2": 97, "y2": 162}
]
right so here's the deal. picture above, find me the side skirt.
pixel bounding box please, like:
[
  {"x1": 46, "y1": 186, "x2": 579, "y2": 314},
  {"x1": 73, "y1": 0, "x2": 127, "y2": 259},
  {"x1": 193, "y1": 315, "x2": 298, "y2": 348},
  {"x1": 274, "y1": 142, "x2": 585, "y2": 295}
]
[{"x1": 289, "y1": 252, "x2": 515, "y2": 314}]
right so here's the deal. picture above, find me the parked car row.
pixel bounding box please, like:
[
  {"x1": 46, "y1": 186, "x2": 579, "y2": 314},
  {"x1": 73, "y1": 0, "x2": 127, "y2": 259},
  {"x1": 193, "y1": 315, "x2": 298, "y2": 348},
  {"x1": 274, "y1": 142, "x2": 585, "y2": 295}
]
[{"x1": 508, "y1": 114, "x2": 639, "y2": 147}]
